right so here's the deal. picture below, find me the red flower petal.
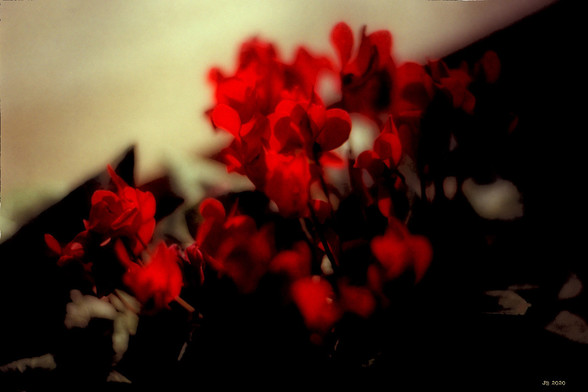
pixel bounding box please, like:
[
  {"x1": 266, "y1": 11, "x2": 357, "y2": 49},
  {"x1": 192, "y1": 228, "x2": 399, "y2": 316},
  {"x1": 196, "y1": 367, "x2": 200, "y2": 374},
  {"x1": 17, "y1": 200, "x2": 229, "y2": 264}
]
[
  {"x1": 409, "y1": 235, "x2": 433, "y2": 283},
  {"x1": 310, "y1": 199, "x2": 331, "y2": 224},
  {"x1": 199, "y1": 197, "x2": 226, "y2": 221},
  {"x1": 370, "y1": 234, "x2": 410, "y2": 280},
  {"x1": 90, "y1": 189, "x2": 119, "y2": 208},
  {"x1": 479, "y1": 50, "x2": 501, "y2": 84},
  {"x1": 211, "y1": 103, "x2": 242, "y2": 137},
  {"x1": 133, "y1": 218, "x2": 155, "y2": 254},
  {"x1": 123, "y1": 242, "x2": 183, "y2": 308},
  {"x1": 339, "y1": 283, "x2": 376, "y2": 318},
  {"x1": 110, "y1": 207, "x2": 139, "y2": 231},
  {"x1": 271, "y1": 115, "x2": 305, "y2": 153},
  {"x1": 185, "y1": 243, "x2": 205, "y2": 285},
  {"x1": 137, "y1": 191, "x2": 157, "y2": 221},
  {"x1": 315, "y1": 108, "x2": 351, "y2": 151},
  {"x1": 396, "y1": 62, "x2": 434, "y2": 112},
  {"x1": 263, "y1": 151, "x2": 311, "y2": 217},
  {"x1": 368, "y1": 30, "x2": 393, "y2": 68},
  {"x1": 374, "y1": 132, "x2": 402, "y2": 166},
  {"x1": 44, "y1": 234, "x2": 62, "y2": 256},
  {"x1": 354, "y1": 150, "x2": 378, "y2": 169},
  {"x1": 291, "y1": 276, "x2": 341, "y2": 332},
  {"x1": 330, "y1": 22, "x2": 354, "y2": 67},
  {"x1": 269, "y1": 242, "x2": 311, "y2": 280},
  {"x1": 318, "y1": 150, "x2": 345, "y2": 168}
]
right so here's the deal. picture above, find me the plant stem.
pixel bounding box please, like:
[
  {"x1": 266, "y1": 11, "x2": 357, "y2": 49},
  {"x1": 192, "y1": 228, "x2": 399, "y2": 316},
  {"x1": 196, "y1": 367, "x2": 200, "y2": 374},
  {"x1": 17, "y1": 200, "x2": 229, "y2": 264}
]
[{"x1": 307, "y1": 202, "x2": 338, "y2": 271}]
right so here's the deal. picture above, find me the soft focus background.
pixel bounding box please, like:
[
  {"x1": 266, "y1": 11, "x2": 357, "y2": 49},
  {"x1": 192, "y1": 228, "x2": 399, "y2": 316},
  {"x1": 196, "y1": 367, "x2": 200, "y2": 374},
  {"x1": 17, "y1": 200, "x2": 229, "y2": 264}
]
[{"x1": 0, "y1": 0, "x2": 557, "y2": 240}]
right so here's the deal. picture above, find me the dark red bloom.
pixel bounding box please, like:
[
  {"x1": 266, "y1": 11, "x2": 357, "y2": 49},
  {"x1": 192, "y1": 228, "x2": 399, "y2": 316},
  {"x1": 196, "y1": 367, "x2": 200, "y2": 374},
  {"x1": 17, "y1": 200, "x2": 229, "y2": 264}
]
[
  {"x1": 194, "y1": 198, "x2": 275, "y2": 293},
  {"x1": 339, "y1": 281, "x2": 376, "y2": 318},
  {"x1": 211, "y1": 108, "x2": 270, "y2": 188},
  {"x1": 268, "y1": 94, "x2": 352, "y2": 155},
  {"x1": 84, "y1": 165, "x2": 156, "y2": 254},
  {"x1": 263, "y1": 149, "x2": 311, "y2": 218},
  {"x1": 208, "y1": 37, "x2": 332, "y2": 123},
  {"x1": 215, "y1": 220, "x2": 274, "y2": 294},
  {"x1": 475, "y1": 50, "x2": 501, "y2": 84},
  {"x1": 394, "y1": 61, "x2": 434, "y2": 119},
  {"x1": 269, "y1": 241, "x2": 312, "y2": 281},
  {"x1": 117, "y1": 241, "x2": 183, "y2": 309},
  {"x1": 44, "y1": 231, "x2": 89, "y2": 267},
  {"x1": 185, "y1": 243, "x2": 205, "y2": 285},
  {"x1": 428, "y1": 59, "x2": 475, "y2": 114},
  {"x1": 291, "y1": 276, "x2": 341, "y2": 332},
  {"x1": 330, "y1": 22, "x2": 397, "y2": 123},
  {"x1": 353, "y1": 115, "x2": 403, "y2": 199},
  {"x1": 370, "y1": 218, "x2": 433, "y2": 283}
]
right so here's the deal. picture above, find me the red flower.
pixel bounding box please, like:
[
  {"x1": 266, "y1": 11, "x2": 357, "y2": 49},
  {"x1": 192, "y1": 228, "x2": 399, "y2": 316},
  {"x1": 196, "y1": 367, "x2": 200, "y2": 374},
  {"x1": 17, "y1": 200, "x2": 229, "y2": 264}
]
[
  {"x1": 428, "y1": 59, "x2": 475, "y2": 114},
  {"x1": 215, "y1": 221, "x2": 274, "y2": 293},
  {"x1": 268, "y1": 94, "x2": 352, "y2": 155},
  {"x1": 211, "y1": 109, "x2": 270, "y2": 188},
  {"x1": 44, "y1": 231, "x2": 89, "y2": 267},
  {"x1": 195, "y1": 198, "x2": 275, "y2": 293},
  {"x1": 185, "y1": 243, "x2": 205, "y2": 285},
  {"x1": 291, "y1": 276, "x2": 341, "y2": 333},
  {"x1": 119, "y1": 241, "x2": 183, "y2": 309},
  {"x1": 263, "y1": 149, "x2": 311, "y2": 218},
  {"x1": 84, "y1": 165, "x2": 156, "y2": 254},
  {"x1": 370, "y1": 218, "x2": 433, "y2": 283},
  {"x1": 208, "y1": 38, "x2": 332, "y2": 123},
  {"x1": 339, "y1": 281, "x2": 376, "y2": 319},
  {"x1": 330, "y1": 22, "x2": 397, "y2": 123},
  {"x1": 353, "y1": 115, "x2": 403, "y2": 200},
  {"x1": 269, "y1": 241, "x2": 312, "y2": 281},
  {"x1": 475, "y1": 50, "x2": 501, "y2": 84},
  {"x1": 394, "y1": 61, "x2": 434, "y2": 119}
]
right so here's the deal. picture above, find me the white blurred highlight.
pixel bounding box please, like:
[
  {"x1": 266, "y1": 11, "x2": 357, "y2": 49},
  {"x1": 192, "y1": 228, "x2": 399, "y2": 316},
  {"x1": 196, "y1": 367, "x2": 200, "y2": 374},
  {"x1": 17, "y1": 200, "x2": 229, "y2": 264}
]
[
  {"x1": 462, "y1": 178, "x2": 523, "y2": 220},
  {"x1": 64, "y1": 289, "x2": 140, "y2": 364}
]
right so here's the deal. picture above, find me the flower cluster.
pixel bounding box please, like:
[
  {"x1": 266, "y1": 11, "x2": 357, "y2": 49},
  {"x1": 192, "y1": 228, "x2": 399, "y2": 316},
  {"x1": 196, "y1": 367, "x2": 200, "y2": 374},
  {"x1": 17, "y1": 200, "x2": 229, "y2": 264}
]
[
  {"x1": 201, "y1": 22, "x2": 504, "y2": 335},
  {"x1": 41, "y1": 22, "x2": 510, "y2": 377},
  {"x1": 45, "y1": 166, "x2": 184, "y2": 311}
]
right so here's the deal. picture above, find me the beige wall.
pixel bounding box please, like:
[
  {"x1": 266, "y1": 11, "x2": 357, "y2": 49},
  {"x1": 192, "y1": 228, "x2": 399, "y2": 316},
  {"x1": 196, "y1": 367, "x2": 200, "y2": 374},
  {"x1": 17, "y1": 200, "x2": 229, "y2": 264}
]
[{"x1": 0, "y1": 0, "x2": 556, "y2": 237}]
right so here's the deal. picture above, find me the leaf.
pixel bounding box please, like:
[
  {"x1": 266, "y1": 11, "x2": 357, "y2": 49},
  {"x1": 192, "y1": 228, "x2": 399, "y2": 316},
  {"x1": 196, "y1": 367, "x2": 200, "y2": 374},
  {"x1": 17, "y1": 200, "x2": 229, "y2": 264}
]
[
  {"x1": 545, "y1": 311, "x2": 588, "y2": 344},
  {"x1": 484, "y1": 290, "x2": 531, "y2": 315},
  {"x1": 0, "y1": 353, "x2": 56, "y2": 374},
  {"x1": 558, "y1": 273, "x2": 583, "y2": 300}
]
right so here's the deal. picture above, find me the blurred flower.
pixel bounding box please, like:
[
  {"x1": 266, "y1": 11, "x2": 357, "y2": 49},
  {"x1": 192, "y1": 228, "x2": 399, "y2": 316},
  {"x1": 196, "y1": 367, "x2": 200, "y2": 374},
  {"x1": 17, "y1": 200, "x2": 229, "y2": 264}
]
[
  {"x1": 330, "y1": 22, "x2": 397, "y2": 123},
  {"x1": 44, "y1": 231, "x2": 89, "y2": 267},
  {"x1": 291, "y1": 276, "x2": 341, "y2": 333},
  {"x1": 370, "y1": 218, "x2": 432, "y2": 283},
  {"x1": 355, "y1": 115, "x2": 402, "y2": 173},
  {"x1": 394, "y1": 61, "x2": 434, "y2": 118},
  {"x1": 475, "y1": 50, "x2": 501, "y2": 84},
  {"x1": 269, "y1": 241, "x2": 312, "y2": 281},
  {"x1": 119, "y1": 241, "x2": 183, "y2": 309},
  {"x1": 428, "y1": 59, "x2": 475, "y2": 114},
  {"x1": 208, "y1": 37, "x2": 332, "y2": 123},
  {"x1": 263, "y1": 149, "x2": 312, "y2": 218},
  {"x1": 195, "y1": 198, "x2": 275, "y2": 293},
  {"x1": 185, "y1": 242, "x2": 205, "y2": 285},
  {"x1": 339, "y1": 281, "x2": 376, "y2": 318}
]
